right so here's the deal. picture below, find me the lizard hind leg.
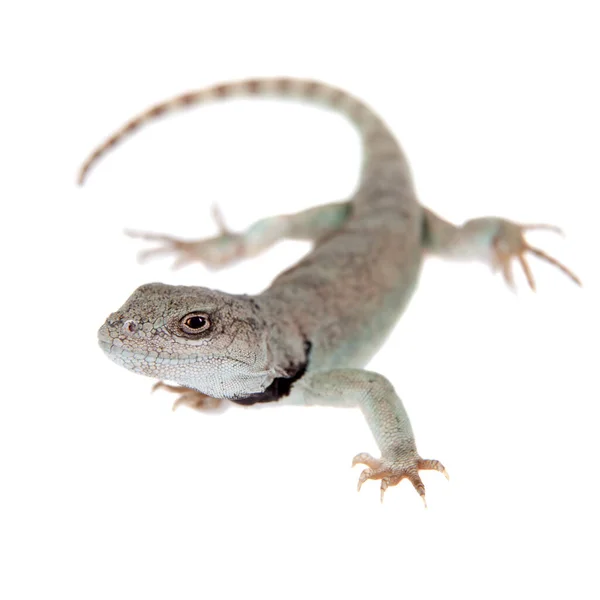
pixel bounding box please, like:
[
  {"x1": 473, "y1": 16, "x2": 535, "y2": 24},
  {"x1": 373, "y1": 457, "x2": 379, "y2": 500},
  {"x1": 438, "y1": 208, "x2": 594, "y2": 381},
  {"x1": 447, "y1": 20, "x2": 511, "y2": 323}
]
[
  {"x1": 127, "y1": 201, "x2": 351, "y2": 270},
  {"x1": 423, "y1": 210, "x2": 581, "y2": 291}
]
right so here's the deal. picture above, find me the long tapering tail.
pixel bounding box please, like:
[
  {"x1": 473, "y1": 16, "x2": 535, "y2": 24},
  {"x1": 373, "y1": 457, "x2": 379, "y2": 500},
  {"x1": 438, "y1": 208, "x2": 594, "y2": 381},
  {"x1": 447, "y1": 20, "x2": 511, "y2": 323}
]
[{"x1": 77, "y1": 77, "x2": 402, "y2": 186}]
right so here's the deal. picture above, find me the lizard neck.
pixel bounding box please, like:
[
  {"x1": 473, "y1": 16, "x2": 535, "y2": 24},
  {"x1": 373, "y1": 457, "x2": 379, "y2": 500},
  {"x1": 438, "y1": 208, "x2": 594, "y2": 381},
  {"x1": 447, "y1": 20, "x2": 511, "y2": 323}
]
[
  {"x1": 230, "y1": 340, "x2": 311, "y2": 406},
  {"x1": 229, "y1": 294, "x2": 311, "y2": 405}
]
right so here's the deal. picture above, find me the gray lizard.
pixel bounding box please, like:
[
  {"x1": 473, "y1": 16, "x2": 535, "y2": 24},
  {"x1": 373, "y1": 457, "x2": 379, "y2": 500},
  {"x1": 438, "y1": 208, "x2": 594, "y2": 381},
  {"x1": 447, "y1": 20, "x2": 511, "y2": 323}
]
[{"x1": 80, "y1": 78, "x2": 580, "y2": 504}]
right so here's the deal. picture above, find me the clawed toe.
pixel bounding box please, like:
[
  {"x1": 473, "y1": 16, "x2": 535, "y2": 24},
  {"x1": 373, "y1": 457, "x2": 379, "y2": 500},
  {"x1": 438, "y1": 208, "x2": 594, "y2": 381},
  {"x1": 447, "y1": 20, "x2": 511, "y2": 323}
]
[
  {"x1": 418, "y1": 458, "x2": 450, "y2": 480},
  {"x1": 356, "y1": 467, "x2": 376, "y2": 492},
  {"x1": 126, "y1": 230, "x2": 200, "y2": 269},
  {"x1": 353, "y1": 452, "x2": 447, "y2": 504},
  {"x1": 125, "y1": 208, "x2": 243, "y2": 270},
  {"x1": 493, "y1": 221, "x2": 581, "y2": 290},
  {"x1": 352, "y1": 452, "x2": 382, "y2": 469}
]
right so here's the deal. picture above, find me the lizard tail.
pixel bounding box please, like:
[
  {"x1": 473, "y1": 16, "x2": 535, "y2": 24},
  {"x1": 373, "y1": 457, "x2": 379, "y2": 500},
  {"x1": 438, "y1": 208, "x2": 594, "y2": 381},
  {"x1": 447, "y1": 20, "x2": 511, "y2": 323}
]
[{"x1": 77, "y1": 77, "x2": 401, "y2": 186}]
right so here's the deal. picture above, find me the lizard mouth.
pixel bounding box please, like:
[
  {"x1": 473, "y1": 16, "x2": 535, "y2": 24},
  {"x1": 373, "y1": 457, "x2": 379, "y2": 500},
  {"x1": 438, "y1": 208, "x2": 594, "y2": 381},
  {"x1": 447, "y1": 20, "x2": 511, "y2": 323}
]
[
  {"x1": 97, "y1": 338, "x2": 150, "y2": 361},
  {"x1": 97, "y1": 326, "x2": 111, "y2": 344},
  {"x1": 97, "y1": 339, "x2": 112, "y2": 353}
]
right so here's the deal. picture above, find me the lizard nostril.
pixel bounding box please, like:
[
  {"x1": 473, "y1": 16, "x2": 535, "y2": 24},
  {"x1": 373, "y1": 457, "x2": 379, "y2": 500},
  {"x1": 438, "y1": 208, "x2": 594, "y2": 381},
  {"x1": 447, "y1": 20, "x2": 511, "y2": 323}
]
[{"x1": 122, "y1": 320, "x2": 138, "y2": 335}]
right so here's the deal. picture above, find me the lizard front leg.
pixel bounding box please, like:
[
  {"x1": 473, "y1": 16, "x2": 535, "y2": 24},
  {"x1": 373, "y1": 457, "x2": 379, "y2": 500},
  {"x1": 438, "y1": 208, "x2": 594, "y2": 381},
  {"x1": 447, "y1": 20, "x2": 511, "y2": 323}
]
[
  {"x1": 127, "y1": 201, "x2": 351, "y2": 270},
  {"x1": 298, "y1": 369, "x2": 448, "y2": 504},
  {"x1": 152, "y1": 381, "x2": 227, "y2": 413}
]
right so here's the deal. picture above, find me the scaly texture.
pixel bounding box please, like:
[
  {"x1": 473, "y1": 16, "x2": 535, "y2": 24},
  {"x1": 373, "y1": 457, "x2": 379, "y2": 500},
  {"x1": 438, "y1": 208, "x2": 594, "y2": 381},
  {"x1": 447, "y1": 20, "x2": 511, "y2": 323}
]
[
  {"x1": 84, "y1": 77, "x2": 579, "y2": 504},
  {"x1": 78, "y1": 77, "x2": 405, "y2": 186}
]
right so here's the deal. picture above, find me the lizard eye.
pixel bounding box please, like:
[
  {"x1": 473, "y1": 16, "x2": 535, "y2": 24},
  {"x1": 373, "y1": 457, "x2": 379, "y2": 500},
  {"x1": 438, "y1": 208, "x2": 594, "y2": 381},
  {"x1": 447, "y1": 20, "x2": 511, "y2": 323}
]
[{"x1": 181, "y1": 313, "x2": 211, "y2": 334}]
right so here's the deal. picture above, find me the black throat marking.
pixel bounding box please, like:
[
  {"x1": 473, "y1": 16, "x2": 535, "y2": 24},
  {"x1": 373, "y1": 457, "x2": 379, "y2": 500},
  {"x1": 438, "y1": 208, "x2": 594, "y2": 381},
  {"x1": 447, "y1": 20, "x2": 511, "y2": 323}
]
[{"x1": 231, "y1": 341, "x2": 312, "y2": 406}]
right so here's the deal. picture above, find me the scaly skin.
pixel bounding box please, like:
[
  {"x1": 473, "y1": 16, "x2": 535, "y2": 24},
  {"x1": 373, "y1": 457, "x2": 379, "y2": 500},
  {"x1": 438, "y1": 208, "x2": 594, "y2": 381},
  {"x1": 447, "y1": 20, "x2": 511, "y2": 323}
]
[{"x1": 83, "y1": 78, "x2": 579, "y2": 504}]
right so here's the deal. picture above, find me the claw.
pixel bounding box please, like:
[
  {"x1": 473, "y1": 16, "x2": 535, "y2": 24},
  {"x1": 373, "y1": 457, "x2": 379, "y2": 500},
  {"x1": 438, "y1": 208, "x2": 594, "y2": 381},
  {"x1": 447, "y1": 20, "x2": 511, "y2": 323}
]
[
  {"x1": 517, "y1": 254, "x2": 536, "y2": 291},
  {"x1": 522, "y1": 223, "x2": 564, "y2": 235},
  {"x1": 418, "y1": 458, "x2": 450, "y2": 481},
  {"x1": 352, "y1": 452, "x2": 382, "y2": 469},
  {"x1": 357, "y1": 468, "x2": 375, "y2": 492},
  {"x1": 353, "y1": 453, "x2": 446, "y2": 502},
  {"x1": 408, "y1": 472, "x2": 426, "y2": 499},
  {"x1": 380, "y1": 478, "x2": 389, "y2": 503},
  {"x1": 493, "y1": 222, "x2": 581, "y2": 290},
  {"x1": 527, "y1": 245, "x2": 582, "y2": 287}
]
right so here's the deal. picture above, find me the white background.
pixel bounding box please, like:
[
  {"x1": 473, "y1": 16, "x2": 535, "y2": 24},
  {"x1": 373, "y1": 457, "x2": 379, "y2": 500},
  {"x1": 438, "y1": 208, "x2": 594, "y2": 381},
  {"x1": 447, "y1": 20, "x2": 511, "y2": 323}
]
[{"x1": 1, "y1": 2, "x2": 599, "y2": 599}]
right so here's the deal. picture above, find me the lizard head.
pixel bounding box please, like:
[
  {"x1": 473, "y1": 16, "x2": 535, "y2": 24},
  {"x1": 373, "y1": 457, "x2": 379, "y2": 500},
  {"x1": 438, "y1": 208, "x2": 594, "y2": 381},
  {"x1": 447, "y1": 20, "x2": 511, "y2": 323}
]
[{"x1": 98, "y1": 282, "x2": 280, "y2": 399}]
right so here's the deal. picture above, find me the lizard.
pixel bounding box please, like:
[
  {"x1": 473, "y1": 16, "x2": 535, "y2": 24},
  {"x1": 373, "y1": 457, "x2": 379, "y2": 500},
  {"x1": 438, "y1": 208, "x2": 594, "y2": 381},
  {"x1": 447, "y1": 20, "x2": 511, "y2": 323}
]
[{"x1": 80, "y1": 77, "x2": 580, "y2": 504}]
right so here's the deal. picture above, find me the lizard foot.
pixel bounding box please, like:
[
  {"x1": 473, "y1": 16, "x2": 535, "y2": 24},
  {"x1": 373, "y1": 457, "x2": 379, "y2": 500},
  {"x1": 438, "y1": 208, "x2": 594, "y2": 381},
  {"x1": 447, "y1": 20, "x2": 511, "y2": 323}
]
[
  {"x1": 352, "y1": 452, "x2": 448, "y2": 505},
  {"x1": 152, "y1": 381, "x2": 227, "y2": 412},
  {"x1": 126, "y1": 205, "x2": 243, "y2": 270},
  {"x1": 490, "y1": 220, "x2": 581, "y2": 290}
]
